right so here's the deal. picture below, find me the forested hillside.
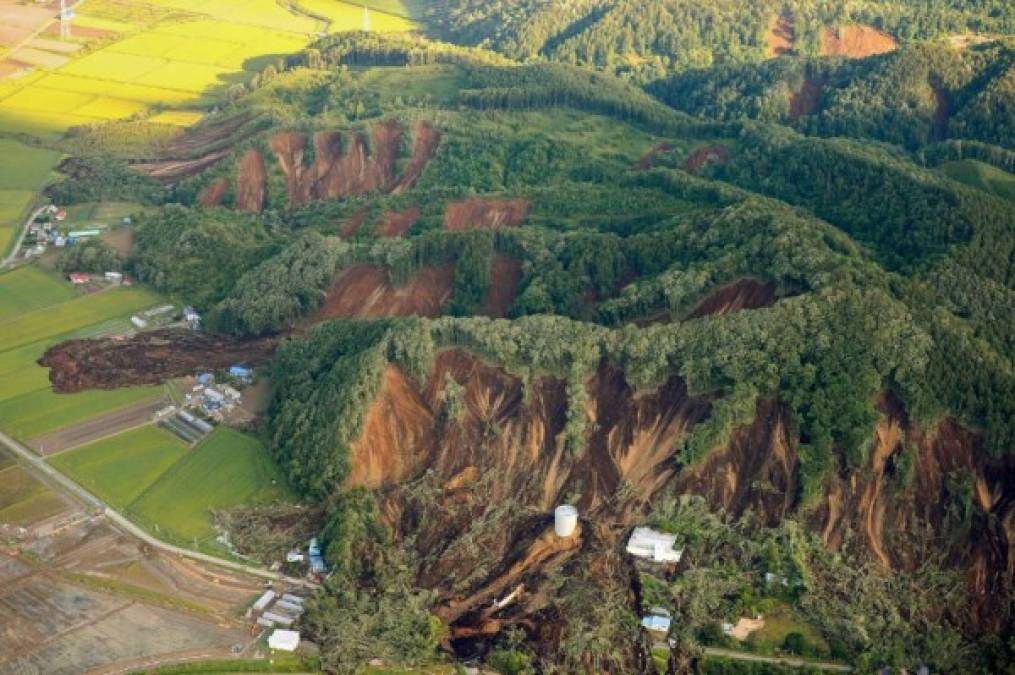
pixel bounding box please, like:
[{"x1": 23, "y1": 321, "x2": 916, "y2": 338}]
[
  {"x1": 423, "y1": 0, "x2": 1014, "y2": 80},
  {"x1": 39, "y1": 15, "x2": 1015, "y2": 675}
]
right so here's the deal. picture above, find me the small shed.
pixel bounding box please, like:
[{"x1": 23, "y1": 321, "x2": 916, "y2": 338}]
[
  {"x1": 641, "y1": 615, "x2": 671, "y2": 632},
  {"x1": 252, "y1": 589, "x2": 276, "y2": 612},
  {"x1": 130, "y1": 316, "x2": 148, "y2": 329},
  {"x1": 262, "y1": 611, "x2": 294, "y2": 627},
  {"x1": 268, "y1": 629, "x2": 300, "y2": 651}
]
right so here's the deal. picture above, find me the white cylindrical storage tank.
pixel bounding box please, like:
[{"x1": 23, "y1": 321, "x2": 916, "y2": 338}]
[{"x1": 554, "y1": 505, "x2": 578, "y2": 538}]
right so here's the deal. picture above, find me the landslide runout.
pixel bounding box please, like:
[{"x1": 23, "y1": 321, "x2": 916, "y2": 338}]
[
  {"x1": 39, "y1": 329, "x2": 278, "y2": 393},
  {"x1": 338, "y1": 350, "x2": 1013, "y2": 646}
]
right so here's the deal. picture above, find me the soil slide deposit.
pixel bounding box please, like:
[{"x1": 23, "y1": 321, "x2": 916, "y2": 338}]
[
  {"x1": 375, "y1": 206, "x2": 420, "y2": 237},
  {"x1": 333, "y1": 351, "x2": 1012, "y2": 651},
  {"x1": 313, "y1": 264, "x2": 454, "y2": 320},
  {"x1": 767, "y1": 14, "x2": 795, "y2": 57},
  {"x1": 789, "y1": 78, "x2": 825, "y2": 119},
  {"x1": 683, "y1": 144, "x2": 730, "y2": 173},
  {"x1": 821, "y1": 25, "x2": 897, "y2": 58},
  {"x1": 444, "y1": 198, "x2": 530, "y2": 231},
  {"x1": 634, "y1": 143, "x2": 674, "y2": 170},
  {"x1": 685, "y1": 278, "x2": 777, "y2": 319},
  {"x1": 39, "y1": 329, "x2": 277, "y2": 393},
  {"x1": 269, "y1": 120, "x2": 438, "y2": 210}
]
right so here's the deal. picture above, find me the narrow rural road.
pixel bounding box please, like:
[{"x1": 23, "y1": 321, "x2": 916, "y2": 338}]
[
  {"x1": 0, "y1": 428, "x2": 317, "y2": 589},
  {"x1": 702, "y1": 647, "x2": 852, "y2": 672},
  {"x1": 1, "y1": 205, "x2": 46, "y2": 268}
]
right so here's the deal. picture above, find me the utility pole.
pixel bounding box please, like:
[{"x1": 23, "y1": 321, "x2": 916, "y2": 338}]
[
  {"x1": 60, "y1": 0, "x2": 71, "y2": 39},
  {"x1": 363, "y1": 5, "x2": 371, "y2": 32}
]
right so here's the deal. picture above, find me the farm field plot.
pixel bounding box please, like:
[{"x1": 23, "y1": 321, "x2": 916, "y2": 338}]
[
  {"x1": 0, "y1": 385, "x2": 163, "y2": 442},
  {"x1": 356, "y1": 0, "x2": 426, "y2": 19},
  {"x1": 51, "y1": 425, "x2": 189, "y2": 509},
  {"x1": 0, "y1": 285, "x2": 159, "y2": 353},
  {"x1": 128, "y1": 427, "x2": 294, "y2": 552},
  {"x1": 301, "y1": 0, "x2": 416, "y2": 32},
  {"x1": 0, "y1": 464, "x2": 67, "y2": 525},
  {"x1": 0, "y1": 265, "x2": 76, "y2": 320},
  {"x1": 145, "y1": 0, "x2": 319, "y2": 32},
  {"x1": 0, "y1": 139, "x2": 61, "y2": 191}
]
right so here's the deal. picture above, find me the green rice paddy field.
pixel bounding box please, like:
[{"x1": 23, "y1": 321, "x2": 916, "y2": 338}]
[
  {"x1": 51, "y1": 425, "x2": 189, "y2": 509},
  {"x1": 0, "y1": 266, "x2": 163, "y2": 441},
  {"x1": 126, "y1": 427, "x2": 295, "y2": 553}
]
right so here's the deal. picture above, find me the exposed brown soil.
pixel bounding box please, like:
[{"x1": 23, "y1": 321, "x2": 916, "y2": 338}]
[
  {"x1": 345, "y1": 351, "x2": 714, "y2": 650},
  {"x1": 340, "y1": 207, "x2": 369, "y2": 239},
  {"x1": 197, "y1": 176, "x2": 230, "y2": 207},
  {"x1": 268, "y1": 120, "x2": 438, "y2": 211},
  {"x1": 634, "y1": 143, "x2": 674, "y2": 170},
  {"x1": 391, "y1": 121, "x2": 440, "y2": 194},
  {"x1": 314, "y1": 264, "x2": 454, "y2": 320},
  {"x1": 161, "y1": 111, "x2": 256, "y2": 159},
  {"x1": 336, "y1": 345, "x2": 1014, "y2": 652},
  {"x1": 42, "y1": 23, "x2": 112, "y2": 39},
  {"x1": 766, "y1": 14, "x2": 795, "y2": 58},
  {"x1": 683, "y1": 144, "x2": 730, "y2": 174},
  {"x1": 789, "y1": 77, "x2": 825, "y2": 119},
  {"x1": 375, "y1": 206, "x2": 420, "y2": 238},
  {"x1": 479, "y1": 255, "x2": 522, "y2": 319},
  {"x1": 820, "y1": 25, "x2": 897, "y2": 58},
  {"x1": 234, "y1": 148, "x2": 266, "y2": 213},
  {"x1": 131, "y1": 149, "x2": 231, "y2": 184},
  {"x1": 39, "y1": 329, "x2": 278, "y2": 393},
  {"x1": 685, "y1": 278, "x2": 777, "y2": 319},
  {"x1": 30, "y1": 397, "x2": 168, "y2": 455},
  {"x1": 99, "y1": 227, "x2": 135, "y2": 257},
  {"x1": 444, "y1": 198, "x2": 530, "y2": 231}
]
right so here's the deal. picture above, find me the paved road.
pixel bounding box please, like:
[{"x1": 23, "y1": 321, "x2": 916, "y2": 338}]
[
  {"x1": 703, "y1": 647, "x2": 852, "y2": 672},
  {"x1": 1, "y1": 205, "x2": 46, "y2": 268},
  {"x1": 0, "y1": 428, "x2": 317, "y2": 589}
]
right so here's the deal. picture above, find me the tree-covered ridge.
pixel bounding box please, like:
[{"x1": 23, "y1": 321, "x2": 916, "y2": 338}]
[
  {"x1": 649, "y1": 41, "x2": 1015, "y2": 150},
  {"x1": 422, "y1": 0, "x2": 1014, "y2": 80},
  {"x1": 51, "y1": 28, "x2": 1011, "y2": 668}
]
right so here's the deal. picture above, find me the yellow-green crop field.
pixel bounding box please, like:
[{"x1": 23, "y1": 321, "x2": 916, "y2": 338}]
[{"x1": 301, "y1": 0, "x2": 416, "y2": 33}]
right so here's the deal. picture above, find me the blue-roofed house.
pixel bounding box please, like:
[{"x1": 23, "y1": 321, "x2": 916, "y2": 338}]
[
  {"x1": 229, "y1": 366, "x2": 253, "y2": 383},
  {"x1": 197, "y1": 372, "x2": 213, "y2": 385}
]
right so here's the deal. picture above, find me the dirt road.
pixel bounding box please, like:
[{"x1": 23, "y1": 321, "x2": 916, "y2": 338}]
[
  {"x1": 703, "y1": 647, "x2": 852, "y2": 672},
  {"x1": 30, "y1": 396, "x2": 167, "y2": 455}
]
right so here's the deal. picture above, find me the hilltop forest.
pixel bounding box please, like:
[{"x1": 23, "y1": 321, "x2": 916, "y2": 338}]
[{"x1": 39, "y1": 2, "x2": 1015, "y2": 673}]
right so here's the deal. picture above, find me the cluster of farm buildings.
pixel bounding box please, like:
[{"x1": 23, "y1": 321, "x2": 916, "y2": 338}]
[{"x1": 18, "y1": 204, "x2": 130, "y2": 262}]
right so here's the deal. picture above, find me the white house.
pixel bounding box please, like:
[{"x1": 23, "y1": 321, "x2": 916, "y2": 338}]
[
  {"x1": 268, "y1": 629, "x2": 300, "y2": 651},
  {"x1": 626, "y1": 527, "x2": 683, "y2": 563}
]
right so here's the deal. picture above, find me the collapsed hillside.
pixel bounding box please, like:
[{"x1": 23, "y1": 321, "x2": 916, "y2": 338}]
[
  {"x1": 192, "y1": 120, "x2": 439, "y2": 212},
  {"x1": 273, "y1": 332, "x2": 1013, "y2": 666}
]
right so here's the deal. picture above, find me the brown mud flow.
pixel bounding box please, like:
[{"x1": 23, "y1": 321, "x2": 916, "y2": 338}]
[{"x1": 39, "y1": 329, "x2": 277, "y2": 393}]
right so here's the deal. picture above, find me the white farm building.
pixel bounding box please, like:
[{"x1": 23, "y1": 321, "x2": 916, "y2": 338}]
[{"x1": 626, "y1": 527, "x2": 683, "y2": 563}]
